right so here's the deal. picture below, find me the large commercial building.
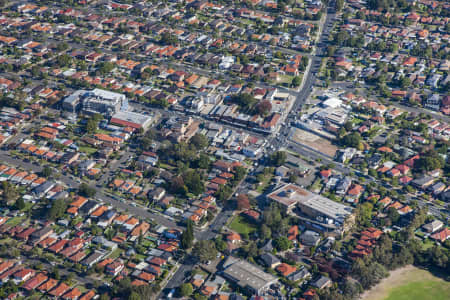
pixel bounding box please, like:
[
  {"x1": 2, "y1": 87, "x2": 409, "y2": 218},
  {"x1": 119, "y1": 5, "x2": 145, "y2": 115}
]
[
  {"x1": 82, "y1": 89, "x2": 126, "y2": 116},
  {"x1": 62, "y1": 89, "x2": 127, "y2": 116},
  {"x1": 62, "y1": 90, "x2": 86, "y2": 113},
  {"x1": 222, "y1": 257, "x2": 277, "y2": 296},
  {"x1": 267, "y1": 183, "x2": 354, "y2": 232},
  {"x1": 110, "y1": 111, "x2": 154, "y2": 130}
]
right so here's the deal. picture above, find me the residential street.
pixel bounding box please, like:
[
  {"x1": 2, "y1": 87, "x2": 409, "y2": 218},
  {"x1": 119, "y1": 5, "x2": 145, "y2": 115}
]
[{"x1": 0, "y1": 150, "x2": 180, "y2": 230}]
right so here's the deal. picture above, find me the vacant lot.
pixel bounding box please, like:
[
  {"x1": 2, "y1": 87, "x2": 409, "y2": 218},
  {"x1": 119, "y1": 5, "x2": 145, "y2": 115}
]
[
  {"x1": 361, "y1": 265, "x2": 450, "y2": 300},
  {"x1": 291, "y1": 128, "x2": 337, "y2": 157}
]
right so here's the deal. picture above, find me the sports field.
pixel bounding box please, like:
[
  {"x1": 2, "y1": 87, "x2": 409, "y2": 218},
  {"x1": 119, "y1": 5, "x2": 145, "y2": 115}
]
[{"x1": 361, "y1": 265, "x2": 450, "y2": 300}]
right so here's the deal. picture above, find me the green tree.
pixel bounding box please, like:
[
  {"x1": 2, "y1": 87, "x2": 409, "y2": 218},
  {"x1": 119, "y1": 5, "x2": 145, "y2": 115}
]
[
  {"x1": 160, "y1": 32, "x2": 178, "y2": 45},
  {"x1": 193, "y1": 240, "x2": 217, "y2": 263},
  {"x1": 183, "y1": 170, "x2": 204, "y2": 195},
  {"x1": 1, "y1": 182, "x2": 18, "y2": 205},
  {"x1": 140, "y1": 136, "x2": 153, "y2": 151},
  {"x1": 233, "y1": 166, "x2": 247, "y2": 184},
  {"x1": 343, "y1": 121, "x2": 353, "y2": 131},
  {"x1": 97, "y1": 62, "x2": 115, "y2": 75},
  {"x1": 341, "y1": 132, "x2": 362, "y2": 148},
  {"x1": 429, "y1": 245, "x2": 448, "y2": 268},
  {"x1": 85, "y1": 118, "x2": 98, "y2": 134},
  {"x1": 194, "y1": 293, "x2": 208, "y2": 300},
  {"x1": 41, "y1": 166, "x2": 52, "y2": 178},
  {"x1": 78, "y1": 183, "x2": 96, "y2": 197},
  {"x1": 368, "y1": 169, "x2": 378, "y2": 178},
  {"x1": 15, "y1": 197, "x2": 25, "y2": 210},
  {"x1": 336, "y1": 0, "x2": 345, "y2": 10},
  {"x1": 53, "y1": 267, "x2": 60, "y2": 280},
  {"x1": 260, "y1": 224, "x2": 272, "y2": 240},
  {"x1": 230, "y1": 93, "x2": 257, "y2": 112},
  {"x1": 399, "y1": 77, "x2": 411, "y2": 89},
  {"x1": 387, "y1": 207, "x2": 400, "y2": 224},
  {"x1": 56, "y1": 54, "x2": 72, "y2": 67},
  {"x1": 215, "y1": 237, "x2": 227, "y2": 252},
  {"x1": 215, "y1": 185, "x2": 233, "y2": 203},
  {"x1": 196, "y1": 153, "x2": 211, "y2": 169},
  {"x1": 327, "y1": 46, "x2": 336, "y2": 57},
  {"x1": 181, "y1": 220, "x2": 194, "y2": 249},
  {"x1": 292, "y1": 76, "x2": 302, "y2": 87},
  {"x1": 356, "y1": 202, "x2": 373, "y2": 226},
  {"x1": 243, "y1": 241, "x2": 259, "y2": 258},
  {"x1": 48, "y1": 198, "x2": 67, "y2": 220},
  {"x1": 414, "y1": 150, "x2": 444, "y2": 172},
  {"x1": 270, "y1": 151, "x2": 287, "y2": 166},
  {"x1": 190, "y1": 133, "x2": 209, "y2": 150},
  {"x1": 169, "y1": 176, "x2": 187, "y2": 196},
  {"x1": 128, "y1": 292, "x2": 140, "y2": 300},
  {"x1": 288, "y1": 174, "x2": 298, "y2": 183},
  {"x1": 179, "y1": 283, "x2": 193, "y2": 297},
  {"x1": 273, "y1": 236, "x2": 293, "y2": 251}
]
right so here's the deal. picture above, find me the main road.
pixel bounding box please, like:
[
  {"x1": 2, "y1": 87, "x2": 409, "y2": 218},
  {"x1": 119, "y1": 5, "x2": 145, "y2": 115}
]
[
  {"x1": 161, "y1": 3, "x2": 338, "y2": 298},
  {"x1": 266, "y1": 2, "x2": 336, "y2": 149}
]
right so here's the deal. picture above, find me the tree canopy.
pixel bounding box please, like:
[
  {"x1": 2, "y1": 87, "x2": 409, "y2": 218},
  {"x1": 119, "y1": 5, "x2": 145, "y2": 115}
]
[
  {"x1": 292, "y1": 76, "x2": 302, "y2": 87},
  {"x1": 1, "y1": 182, "x2": 18, "y2": 205},
  {"x1": 179, "y1": 283, "x2": 193, "y2": 297},
  {"x1": 270, "y1": 151, "x2": 287, "y2": 166},
  {"x1": 160, "y1": 32, "x2": 178, "y2": 46},
  {"x1": 340, "y1": 132, "x2": 362, "y2": 149},
  {"x1": 274, "y1": 236, "x2": 293, "y2": 251},
  {"x1": 229, "y1": 93, "x2": 258, "y2": 112},
  {"x1": 48, "y1": 198, "x2": 67, "y2": 220},
  {"x1": 414, "y1": 150, "x2": 444, "y2": 172},
  {"x1": 193, "y1": 240, "x2": 217, "y2": 263},
  {"x1": 256, "y1": 100, "x2": 272, "y2": 116},
  {"x1": 190, "y1": 133, "x2": 209, "y2": 150},
  {"x1": 181, "y1": 220, "x2": 194, "y2": 249},
  {"x1": 41, "y1": 166, "x2": 52, "y2": 178},
  {"x1": 78, "y1": 183, "x2": 96, "y2": 198}
]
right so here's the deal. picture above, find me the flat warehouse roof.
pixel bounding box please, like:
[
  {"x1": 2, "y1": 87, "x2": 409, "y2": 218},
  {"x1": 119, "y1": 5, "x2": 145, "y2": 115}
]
[
  {"x1": 223, "y1": 258, "x2": 277, "y2": 292},
  {"x1": 300, "y1": 194, "x2": 353, "y2": 223},
  {"x1": 267, "y1": 184, "x2": 353, "y2": 222},
  {"x1": 111, "y1": 111, "x2": 152, "y2": 125}
]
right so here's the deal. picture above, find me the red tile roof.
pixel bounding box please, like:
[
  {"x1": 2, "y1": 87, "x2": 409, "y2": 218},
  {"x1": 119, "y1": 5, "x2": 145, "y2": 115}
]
[
  {"x1": 430, "y1": 228, "x2": 450, "y2": 243},
  {"x1": 276, "y1": 263, "x2": 296, "y2": 277}
]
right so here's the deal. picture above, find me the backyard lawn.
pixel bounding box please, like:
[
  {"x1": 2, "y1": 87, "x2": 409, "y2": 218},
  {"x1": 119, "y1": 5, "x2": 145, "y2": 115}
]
[
  {"x1": 278, "y1": 74, "x2": 294, "y2": 86},
  {"x1": 6, "y1": 216, "x2": 27, "y2": 227},
  {"x1": 229, "y1": 215, "x2": 256, "y2": 235},
  {"x1": 421, "y1": 239, "x2": 436, "y2": 250},
  {"x1": 108, "y1": 248, "x2": 123, "y2": 259},
  {"x1": 79, "y1": 146, "x2": 98, "y2": 155}
]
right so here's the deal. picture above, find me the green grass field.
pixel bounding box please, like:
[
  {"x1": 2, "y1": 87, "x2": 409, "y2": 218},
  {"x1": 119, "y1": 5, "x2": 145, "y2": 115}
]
[
  {"x1": 362, "y1": 265, "x2": 450, "y2": 300},
  {"x1": 384, "y1": 280, "x2": 450, "y2": 300},
  {"x1": 229, "y1": 215, "x2": 256, "y2": 235}
]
